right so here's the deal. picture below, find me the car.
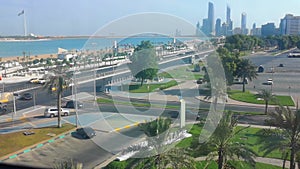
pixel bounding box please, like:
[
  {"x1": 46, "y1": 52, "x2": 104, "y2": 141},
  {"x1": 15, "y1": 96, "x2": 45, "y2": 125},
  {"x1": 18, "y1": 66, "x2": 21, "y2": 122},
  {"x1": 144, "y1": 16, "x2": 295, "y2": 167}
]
[
  {"x1": 13, "y1": 93, "x2": 22, "y2": 100},
  {"x1": 265, "y1": 79, "x2": 273, "y2": 85},
  {"x1": 44, "y1": 107, "x2": 70, "y2": 118},
  {"x1": 196, "y1": 78, "x2": 203, "y2": 84},
  {"x1": 76, "y1": 127, "x2": 96, "y2": 139},
  {"x1": 28, "y1": 78, "x2": 39, "y2": 83},
  {"x1": 21, "y1": 93, "x2": 33, "y2": 100},
  {"x1": 37, "y1": 78, "x2": 46, "y2": 84},
  {"x1": 0, "y1": 102, "x2": 8, "y2": 112},
  {"x1": 65, "y1": 100, "x2": 83, "y2": 109}
]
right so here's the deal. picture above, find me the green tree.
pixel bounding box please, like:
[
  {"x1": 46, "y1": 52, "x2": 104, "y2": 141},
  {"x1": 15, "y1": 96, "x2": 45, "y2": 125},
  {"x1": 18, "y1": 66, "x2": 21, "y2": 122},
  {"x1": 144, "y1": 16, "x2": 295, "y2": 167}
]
[
  {"x1": 262, "y1": 106, "x2": 300, "y2": 169},
  {"x1": 129, "y1": 41, "x2": 158, "y2": 86},
  {"x1": 258, "y1": 89, "x2": 276, "y2": 114},
  {"x1": 201, "y1": 112, "x2": 256, "y2": 169},
  {"x1": 236, "y1": 59, "x2": 257, "y2": 92},
  {"x1": 43, "y1": 65, "x2": 71, "y2": 128}
]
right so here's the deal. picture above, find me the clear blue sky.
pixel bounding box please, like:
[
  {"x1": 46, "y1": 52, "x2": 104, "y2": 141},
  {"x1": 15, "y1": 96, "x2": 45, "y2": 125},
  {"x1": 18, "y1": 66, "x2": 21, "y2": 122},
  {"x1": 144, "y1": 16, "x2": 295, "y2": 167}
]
[{"x1": 1, "y1": 0, "x2": 300, "y2": 36}]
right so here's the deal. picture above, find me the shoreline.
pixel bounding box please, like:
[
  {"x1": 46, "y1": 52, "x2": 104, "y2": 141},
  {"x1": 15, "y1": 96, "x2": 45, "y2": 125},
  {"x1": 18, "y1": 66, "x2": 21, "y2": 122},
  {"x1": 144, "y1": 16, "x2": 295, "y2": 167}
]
[{"x1": 0, "y1": 53, "x2": 58, "y2": 62}]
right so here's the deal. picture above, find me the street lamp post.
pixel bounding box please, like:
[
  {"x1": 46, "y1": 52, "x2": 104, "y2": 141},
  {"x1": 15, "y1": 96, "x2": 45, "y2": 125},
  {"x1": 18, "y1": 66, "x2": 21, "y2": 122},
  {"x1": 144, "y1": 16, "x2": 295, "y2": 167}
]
[
  {"x1": 33, "y1": 91, "x2": 36, "y2": 109},
  {"x1": 289, "y1": 86, "x2": 291, "y2": 96},
  {"x1": 94, "y1": 69, "x2": 97, "y2": 101},
  {"x1": 12, "y1": 94, "x2": 17, "y2": 127},
  {"x1": 74, "y1": 76, "x2": 79, "y2": 127}
]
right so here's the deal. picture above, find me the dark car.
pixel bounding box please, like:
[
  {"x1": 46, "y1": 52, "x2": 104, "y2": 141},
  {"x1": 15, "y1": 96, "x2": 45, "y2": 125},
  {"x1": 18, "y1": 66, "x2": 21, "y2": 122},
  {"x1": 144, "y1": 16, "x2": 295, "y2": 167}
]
[
  {"x1": 21, "y1": 93, "x2": 33, "y2": 100},
  {"x1": 76, "y1": 127, "x2": 96, "y2": 139},
  {"x1": 65, "y1": 100, "x2": 83, "y2": 109}
]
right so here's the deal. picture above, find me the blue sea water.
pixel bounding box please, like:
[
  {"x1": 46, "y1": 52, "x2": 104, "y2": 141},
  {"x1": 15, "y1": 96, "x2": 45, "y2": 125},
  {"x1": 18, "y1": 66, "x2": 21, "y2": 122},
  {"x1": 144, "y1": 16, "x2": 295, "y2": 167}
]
[{"x1": 0, "y1": 36, "x2": 191, "y2": 58}]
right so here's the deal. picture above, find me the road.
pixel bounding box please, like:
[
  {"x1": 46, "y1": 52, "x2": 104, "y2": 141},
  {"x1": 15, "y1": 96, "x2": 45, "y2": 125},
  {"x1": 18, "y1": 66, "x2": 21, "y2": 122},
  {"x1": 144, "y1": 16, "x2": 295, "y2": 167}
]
[
  {"x1": 233, "y1": 50, "x2": 300, "y2": 98},
  {"x1": 2, "y1": 50, "x2": 298, "y2": 168},
  {"x1": 4, "y1": 127, "x2": 144, "y2": 169}
]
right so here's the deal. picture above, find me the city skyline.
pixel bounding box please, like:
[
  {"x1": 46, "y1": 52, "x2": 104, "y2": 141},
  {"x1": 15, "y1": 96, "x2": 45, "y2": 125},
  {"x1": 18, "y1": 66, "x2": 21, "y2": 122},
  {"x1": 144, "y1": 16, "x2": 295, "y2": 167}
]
[{"x1": 1, "y1": 0, "x2": 300, "y2": 36}]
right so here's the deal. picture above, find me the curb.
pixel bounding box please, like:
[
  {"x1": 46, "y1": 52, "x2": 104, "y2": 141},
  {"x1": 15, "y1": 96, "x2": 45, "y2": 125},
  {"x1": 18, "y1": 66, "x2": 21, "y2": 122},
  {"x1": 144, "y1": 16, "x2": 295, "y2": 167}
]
[
  {"x1": 0, "y1": 127, "x2": 77, "y2": 162},
  {"x1": 110, "y1": 122, "x2": 140, "y2": 133}
]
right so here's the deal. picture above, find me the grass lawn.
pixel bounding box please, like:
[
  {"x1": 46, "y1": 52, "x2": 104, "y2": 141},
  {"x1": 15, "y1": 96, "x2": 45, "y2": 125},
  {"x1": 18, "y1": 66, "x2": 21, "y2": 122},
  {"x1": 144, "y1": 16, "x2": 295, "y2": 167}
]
[
  {"x1": 228, "y1": 90, "x2": 294, "y2": 106},
  {"x1": 177, "y1": 124, "x2": 282, "y2": 159},
  {"x1": 122, "y1": 80, "x2": 178, "y2": 93},
  {"x1": 159, "y1": 65, "x2": 203, "y2": 80},
  {"x1": 0, "y1": 123, "x2": 75, "y2": 157},
  {"x1": 97, "y1": 97, "x2": 180, "y2": 109},
  {"x1": 196, "y1": 161, "x2": 284, "y2": 169}
]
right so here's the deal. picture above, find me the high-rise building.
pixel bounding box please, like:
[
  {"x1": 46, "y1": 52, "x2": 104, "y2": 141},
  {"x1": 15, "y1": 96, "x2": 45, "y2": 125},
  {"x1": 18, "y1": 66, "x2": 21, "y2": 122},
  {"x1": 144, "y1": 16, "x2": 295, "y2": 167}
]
[
  {"x1": 215, "y1": 18, "x2": 222, "y2": 36},
  {"x1": 201, "y1": 18, "x2": 210, "y2": 35},
  {"x1": 222, "y1": 22, "x2": 228, "y2": 35},
  {"x1": 208, "y1": 2, "x2": 215, "y2": 35},
  {"x1": 261, "y1": 23, "x2": 277, "y2": 36},
  {"x1": 241, "y1": 12, "x2": 248, "y2": 35},
  {"x1": 226, "y1": 5, "x2": 233, "y2": 35},
  {"x1": 280, "y1": 14, "x2": 300, "y2": 35},
  {"x1": 201, "y1": 2, "x2": 215, "y2": 36},
  {"x1": 196, "y1": 21, "x2": 201, "y2": 36},
  {"x1": 226, "y1": 5, "x2": 231, "y2": 24}
]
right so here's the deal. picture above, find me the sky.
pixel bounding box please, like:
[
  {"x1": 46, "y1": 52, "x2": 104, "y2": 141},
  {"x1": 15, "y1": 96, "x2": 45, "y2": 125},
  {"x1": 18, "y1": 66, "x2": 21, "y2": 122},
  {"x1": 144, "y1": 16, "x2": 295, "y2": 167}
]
[{"x1": 1, "y1": 0, "x2": 300, "y2": 36}]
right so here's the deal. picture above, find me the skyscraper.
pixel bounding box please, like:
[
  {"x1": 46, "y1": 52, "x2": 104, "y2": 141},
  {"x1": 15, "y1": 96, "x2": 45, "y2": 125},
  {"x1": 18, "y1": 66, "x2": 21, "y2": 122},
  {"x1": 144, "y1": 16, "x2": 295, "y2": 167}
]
[
  {"x1": 226, "y1": 5, "x2": 233, "y2": 36},
  {"x1": 215, "y1": 18, "x2": 222, "y2": 36},
  {"x1": 201, "y1": 2, "x2": 215, "y2": 36},
  {"x1": 241, "y1": 12, "x2": 248, "y2": 35},
  {"x1": 208, "y1": 2, "x2": 214, "y2": 35},
  {"x1": 196, "y1": 21, "x2": 201, "y2": 36}
]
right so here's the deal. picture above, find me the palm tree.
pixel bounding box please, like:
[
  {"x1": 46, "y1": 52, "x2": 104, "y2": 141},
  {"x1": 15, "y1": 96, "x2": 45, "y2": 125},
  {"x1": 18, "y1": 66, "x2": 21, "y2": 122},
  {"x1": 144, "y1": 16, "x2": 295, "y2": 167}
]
[
  {"x1": 263, "y1": 106, "x2": 300, "y2": 169},
  {"x1": 236, "y1": 59, "x2": 258, "y2": 92},
  {"x1": 128, "y1": 118, "x2": 196, "y2": 169},
  {"x1": 258, "y1": 89, "x2": 276, "y2": 114},
  {"x1": 43, "y1": 64, "x2": 71, "y2": 128},
  {"x1": 200, "y1": 112, "x2": 256, "y2": 169},
  {"x1": 204, "y1": 78, "x2": 227, "y2": 111},
  {"x1": 53, "y1": 159, "x2": 82, "y2": 169}
]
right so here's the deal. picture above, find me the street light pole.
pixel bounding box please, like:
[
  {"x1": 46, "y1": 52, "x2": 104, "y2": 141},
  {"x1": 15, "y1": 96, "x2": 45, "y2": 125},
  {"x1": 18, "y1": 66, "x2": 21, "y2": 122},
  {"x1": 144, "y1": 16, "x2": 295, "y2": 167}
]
[
  {"x1": 74, "y1": 76, "x2": 79, "y2": 128},
  {"x1": 33, "y1": 91, "x2": 36, "y2": 109},
  {"x1": 94, "y1": 69, "x2": 97, "y2": 101},
  {"x1": 12, "y1": 95, "x2": 16, "y2": 127}
]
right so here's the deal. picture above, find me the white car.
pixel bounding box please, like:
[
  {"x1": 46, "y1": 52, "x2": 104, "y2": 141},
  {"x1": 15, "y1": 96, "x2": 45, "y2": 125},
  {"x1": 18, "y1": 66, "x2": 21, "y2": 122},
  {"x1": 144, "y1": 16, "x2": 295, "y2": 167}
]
[
  {"x1": 266, "y1": 79, "x2": 273, "y2": 85},
  {"x1": 44, "y1": 107, "x2": 70, "y2": 118}
]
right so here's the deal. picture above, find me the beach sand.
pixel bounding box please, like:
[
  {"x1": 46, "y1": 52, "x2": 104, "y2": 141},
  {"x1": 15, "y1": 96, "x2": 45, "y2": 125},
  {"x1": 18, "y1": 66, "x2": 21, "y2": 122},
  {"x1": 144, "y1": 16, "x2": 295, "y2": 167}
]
[{"x1": 1, "y1": 53, "x2": 58, "y2": 62}]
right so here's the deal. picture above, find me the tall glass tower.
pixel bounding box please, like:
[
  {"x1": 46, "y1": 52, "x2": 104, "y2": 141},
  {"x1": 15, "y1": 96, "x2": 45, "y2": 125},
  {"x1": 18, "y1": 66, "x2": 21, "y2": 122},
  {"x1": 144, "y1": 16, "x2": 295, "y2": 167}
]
[
  {"x1": 241, "y1": 12, "x2": 247, "y2": 34},
  {"x1": 208, "y1": 2, "x2": 214, "y2": 35},
  {"x1": 225, "y1": 5, "x2": 233, "y2": 35}
]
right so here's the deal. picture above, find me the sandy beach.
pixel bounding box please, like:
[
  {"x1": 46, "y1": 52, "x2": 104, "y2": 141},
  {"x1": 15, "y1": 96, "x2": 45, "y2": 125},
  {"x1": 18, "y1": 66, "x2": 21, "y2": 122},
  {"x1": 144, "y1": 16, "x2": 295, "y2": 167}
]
[{"x1": 0, "y1": 53, "x2": 58, "y2": 62}]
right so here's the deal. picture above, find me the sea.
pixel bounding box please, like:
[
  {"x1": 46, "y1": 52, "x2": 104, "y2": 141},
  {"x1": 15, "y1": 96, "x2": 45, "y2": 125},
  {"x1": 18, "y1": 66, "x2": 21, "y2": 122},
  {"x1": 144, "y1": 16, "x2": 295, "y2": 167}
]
[{"x1": 0, "y1": 36, "x2": 195, "y2": 58}]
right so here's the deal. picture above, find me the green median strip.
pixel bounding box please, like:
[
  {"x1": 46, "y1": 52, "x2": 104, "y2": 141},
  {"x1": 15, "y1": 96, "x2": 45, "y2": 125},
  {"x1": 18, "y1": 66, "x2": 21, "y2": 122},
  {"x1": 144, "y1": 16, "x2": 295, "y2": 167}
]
[
  {"x1": 9, "y1": 154, "x2": 17, "y2": 159},
  {"x1": 23, "y1": 149, "x2": 31, "y2": 153},
  {"x1": 36, "y1": 144, "x2": 43, "y2": 148},
  {"x1": 48, "y1": 139, "x2": 54, "y2": 143}
]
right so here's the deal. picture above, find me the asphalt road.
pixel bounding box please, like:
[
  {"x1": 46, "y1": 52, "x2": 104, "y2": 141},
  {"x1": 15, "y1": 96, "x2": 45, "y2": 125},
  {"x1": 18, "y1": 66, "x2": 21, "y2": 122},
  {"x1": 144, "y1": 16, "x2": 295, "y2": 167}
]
[
  {"x1": 4, "y1": 127, "x2": 144, "y2": 169},
  {"x1": 232, "y1": 50, "x2": 300, "y2": 98}
]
